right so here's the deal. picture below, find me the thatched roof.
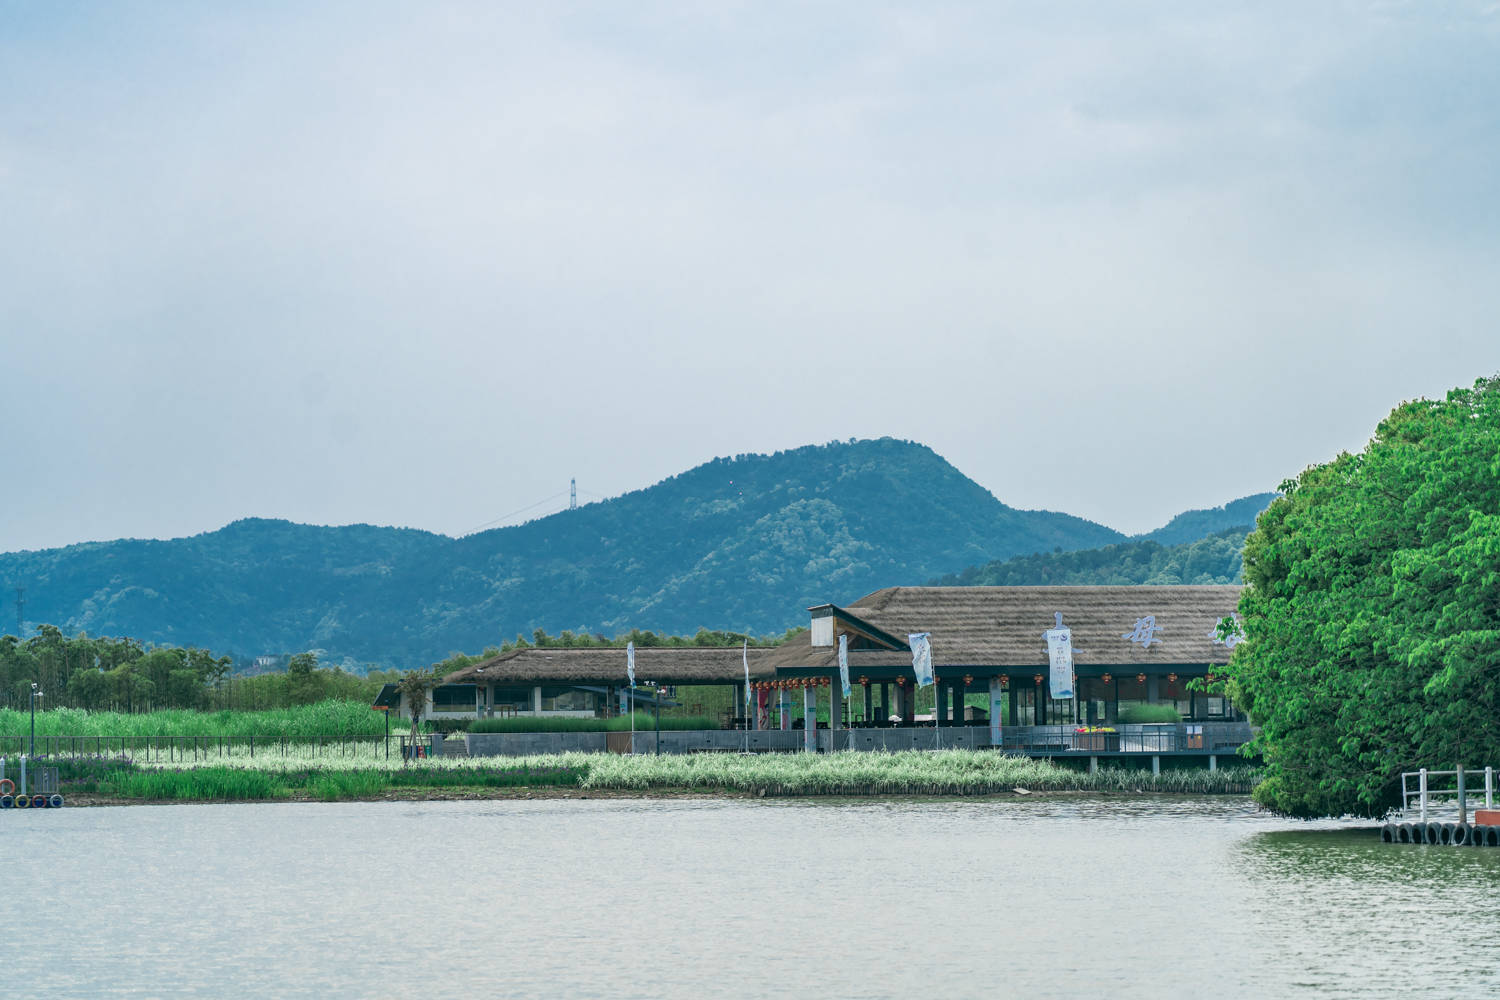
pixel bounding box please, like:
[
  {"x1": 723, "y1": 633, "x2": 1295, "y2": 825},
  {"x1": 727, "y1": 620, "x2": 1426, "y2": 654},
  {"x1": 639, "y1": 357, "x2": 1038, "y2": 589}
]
[
  {"x1": 757, "y1": 585, "x2": 1243, "y2": 671},
  {"x1": 443, "y1": 645, "x2": 775, "y2": 686},
  {"x1": 442, "y1": 586, "x2": 1244, "y2": 686}
]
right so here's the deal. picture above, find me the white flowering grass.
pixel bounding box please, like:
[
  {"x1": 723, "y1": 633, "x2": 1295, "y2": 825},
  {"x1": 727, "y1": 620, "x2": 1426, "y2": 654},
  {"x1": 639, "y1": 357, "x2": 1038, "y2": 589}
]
[{"x1": 111, "y1": 746, "x2": 1255, "y2": 795}]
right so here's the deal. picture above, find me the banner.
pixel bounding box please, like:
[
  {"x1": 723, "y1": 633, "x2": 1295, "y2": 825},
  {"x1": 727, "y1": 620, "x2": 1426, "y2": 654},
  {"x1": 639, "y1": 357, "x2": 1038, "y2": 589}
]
[
  {"x1": 908, "y1": 632, "x2": 934, "y2": 687},
  {"x1": 837, "y1": 634, "x2": 851, "y2": 699},
  {"x1": 743, "y1": 639, "x2": 752, "y2": 720},
  {"x1": 626, "y1": 641, "x2": 636, "y2": 687},
  {"x1": 1043, "y1": 627, "x2": 1075, "y2": 699}
]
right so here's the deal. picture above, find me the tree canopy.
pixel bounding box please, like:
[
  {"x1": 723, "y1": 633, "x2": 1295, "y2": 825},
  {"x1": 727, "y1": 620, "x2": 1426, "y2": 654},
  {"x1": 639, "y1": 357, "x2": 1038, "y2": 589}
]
[{"x1": 1229, "y1": 377, "x2": 1500, "y2": 818}]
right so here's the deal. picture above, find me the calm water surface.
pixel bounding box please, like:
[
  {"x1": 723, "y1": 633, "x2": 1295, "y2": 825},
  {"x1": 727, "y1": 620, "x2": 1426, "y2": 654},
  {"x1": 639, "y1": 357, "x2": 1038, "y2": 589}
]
[{"x1": 3, "y1": 796, "x2": 1497, "y2": 998}]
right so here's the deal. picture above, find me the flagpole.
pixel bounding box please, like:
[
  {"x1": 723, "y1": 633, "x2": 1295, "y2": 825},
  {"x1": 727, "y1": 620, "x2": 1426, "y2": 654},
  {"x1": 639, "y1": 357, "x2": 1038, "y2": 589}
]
[{"x1": 743, "y1": 638, "x2": 750, "y2": 754}]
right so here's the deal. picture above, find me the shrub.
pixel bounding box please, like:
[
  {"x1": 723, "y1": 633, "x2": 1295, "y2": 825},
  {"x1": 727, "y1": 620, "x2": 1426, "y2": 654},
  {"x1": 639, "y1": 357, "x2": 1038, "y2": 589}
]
[{"x1": 1118, "y1": 704, "x2": 1182, "y2": 724}]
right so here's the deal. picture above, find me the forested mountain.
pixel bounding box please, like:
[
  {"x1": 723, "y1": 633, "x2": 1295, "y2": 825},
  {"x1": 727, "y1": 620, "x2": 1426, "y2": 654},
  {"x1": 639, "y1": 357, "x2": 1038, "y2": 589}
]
[
  {"x1": 1133, "y1": 493, "x2": 1277, "y2": 546},
  {"x1": 932, "y1": 527, "x2": 1251, "y2": 587},
  {"x1": 1, "y1": 439, "x2": 1130, "y2": 667}
]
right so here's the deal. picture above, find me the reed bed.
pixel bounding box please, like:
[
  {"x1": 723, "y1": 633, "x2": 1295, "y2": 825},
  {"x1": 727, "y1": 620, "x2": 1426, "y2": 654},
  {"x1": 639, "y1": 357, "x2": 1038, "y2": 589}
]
[
  {"x1": 576, "y1": 750, "x2": 1259, "y2": 796},
  {"x1": 88, "y1": 761, "x2": 587, "y2": 801},
  {"x1": 62, "y1": 748, "x2": 1257, "y2": 800},
  {"x1": 0, "y1": 700, "x2": 393, "y2": 740}
]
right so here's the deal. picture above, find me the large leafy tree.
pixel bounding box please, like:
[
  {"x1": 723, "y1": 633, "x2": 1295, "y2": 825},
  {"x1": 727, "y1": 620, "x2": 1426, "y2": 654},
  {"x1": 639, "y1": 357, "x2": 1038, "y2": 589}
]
[{"x1": 1230, "y1": 377, "x2": 1500, "y2": 817}]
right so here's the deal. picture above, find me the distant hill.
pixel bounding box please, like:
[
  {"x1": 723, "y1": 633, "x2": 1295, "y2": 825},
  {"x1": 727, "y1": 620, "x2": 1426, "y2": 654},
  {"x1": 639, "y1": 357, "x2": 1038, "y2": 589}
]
[
  {"x1": 1133, "y1": 493, "x2": 1277, "y2": 546},
  {"x1": 0, "y1": 439, "x2": 1128, "y2": 667},
  {"x1": 934, "y1": 525, "x2": 1256, "y2": 588}
]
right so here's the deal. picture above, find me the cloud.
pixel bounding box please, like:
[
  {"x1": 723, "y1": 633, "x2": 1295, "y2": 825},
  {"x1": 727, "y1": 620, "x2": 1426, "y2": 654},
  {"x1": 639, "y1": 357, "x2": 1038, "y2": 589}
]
[{"x1": 0, "y1": 0, "x2": 1497, "y2": 551}]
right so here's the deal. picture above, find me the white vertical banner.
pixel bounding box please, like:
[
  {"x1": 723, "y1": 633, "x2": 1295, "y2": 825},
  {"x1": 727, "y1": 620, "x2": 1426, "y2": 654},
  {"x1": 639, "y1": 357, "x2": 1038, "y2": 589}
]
[
  {"x1": 908, "y1": 633, "x2": 934, "y2": 687},
  {"x1": 837, "y1": 634, "x2": 852, "y2": 699},
  {"x1": 1043, "y1": 627, "x2": 1075, "y2": 699},
  {"x1": 626, "y1": 641, "x2": 636, "y2": 687},
  {"x1": 743, "y1": 639, "x2": 751, "y2": 713}
]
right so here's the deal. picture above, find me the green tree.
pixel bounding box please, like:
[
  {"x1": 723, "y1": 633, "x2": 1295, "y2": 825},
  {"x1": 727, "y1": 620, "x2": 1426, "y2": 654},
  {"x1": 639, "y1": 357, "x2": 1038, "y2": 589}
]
[
  {"x1": 1229, "y1": 377, "x2": 1500, "y2": 818},
  {"x1": 396, "y1": 668, "x2": 440, "y2": 735}
]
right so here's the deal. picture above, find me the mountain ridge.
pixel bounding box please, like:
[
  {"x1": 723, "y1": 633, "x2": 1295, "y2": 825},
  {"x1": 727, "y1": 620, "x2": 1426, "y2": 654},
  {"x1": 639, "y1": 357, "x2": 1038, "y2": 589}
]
[{"x1": 0, "y1": 438, "x2": 1260, "y2": 667}]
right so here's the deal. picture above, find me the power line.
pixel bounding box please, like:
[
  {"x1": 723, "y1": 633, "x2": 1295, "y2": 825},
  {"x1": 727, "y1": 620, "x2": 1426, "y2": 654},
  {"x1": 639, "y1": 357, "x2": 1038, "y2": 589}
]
[{"x1": 460, "y1": 491, "x2": 570, "y2": 535}]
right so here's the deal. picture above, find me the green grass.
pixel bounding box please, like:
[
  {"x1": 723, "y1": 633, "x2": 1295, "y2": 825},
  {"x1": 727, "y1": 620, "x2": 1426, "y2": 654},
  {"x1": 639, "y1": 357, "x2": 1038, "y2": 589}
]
[
  {"x1": 0, "y1": 700, "x2": 394, "y2": 742},
  {"x1": 469, "y1": 713, "x2": 719, "y2": 733}
]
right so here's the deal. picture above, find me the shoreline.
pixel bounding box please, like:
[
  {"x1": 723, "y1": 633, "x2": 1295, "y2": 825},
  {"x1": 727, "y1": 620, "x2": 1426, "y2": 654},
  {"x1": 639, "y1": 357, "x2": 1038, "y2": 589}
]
[{"x1": 57, "y1": 785, "x2": 1241, "y2": 807}]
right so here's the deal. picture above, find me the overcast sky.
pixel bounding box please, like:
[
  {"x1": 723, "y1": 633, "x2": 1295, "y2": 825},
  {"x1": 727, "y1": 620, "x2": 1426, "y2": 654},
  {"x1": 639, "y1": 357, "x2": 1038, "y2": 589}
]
[{"x1": 2, "y1": 1, "x2": 1497, "y2": 553}]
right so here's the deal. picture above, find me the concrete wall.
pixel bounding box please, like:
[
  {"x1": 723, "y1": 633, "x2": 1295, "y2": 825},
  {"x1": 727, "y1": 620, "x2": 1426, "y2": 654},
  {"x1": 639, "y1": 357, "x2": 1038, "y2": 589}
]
[
  {"x1": 465, "y1": 732, "x2": 608, "y2": 756},
  {"x1": 463, "y1": 727, "x2": 993, "y2": 757}
]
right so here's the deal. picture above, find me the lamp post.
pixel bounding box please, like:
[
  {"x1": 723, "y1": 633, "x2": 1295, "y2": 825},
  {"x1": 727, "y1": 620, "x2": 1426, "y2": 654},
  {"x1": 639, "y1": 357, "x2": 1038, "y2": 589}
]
[{"x1": 30, "y1": 682, "x2": 43, "y2": 758}]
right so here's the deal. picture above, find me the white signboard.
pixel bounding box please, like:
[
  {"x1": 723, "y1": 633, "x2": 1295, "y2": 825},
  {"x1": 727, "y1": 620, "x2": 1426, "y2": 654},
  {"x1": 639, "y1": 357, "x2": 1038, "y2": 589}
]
[{"x1": 1044, "y1": 627, "x2": 1075, "y2": 699}]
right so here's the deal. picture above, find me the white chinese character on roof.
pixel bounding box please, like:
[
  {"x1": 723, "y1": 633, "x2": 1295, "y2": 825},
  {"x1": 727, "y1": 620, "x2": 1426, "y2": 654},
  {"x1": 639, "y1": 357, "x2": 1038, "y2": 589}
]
[
  {"x1": 1209, "y1": 615, "x2": 1245, "y2": 649},
  {"x1": 1122, "y1": 615, "x2": 1163, "y2": 648}
]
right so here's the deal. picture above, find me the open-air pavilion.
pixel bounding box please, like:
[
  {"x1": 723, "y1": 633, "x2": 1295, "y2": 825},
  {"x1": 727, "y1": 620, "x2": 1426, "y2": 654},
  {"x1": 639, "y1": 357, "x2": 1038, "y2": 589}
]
[{"x1": 413, "y1": 584, "x2": 1251, "y2": 765}]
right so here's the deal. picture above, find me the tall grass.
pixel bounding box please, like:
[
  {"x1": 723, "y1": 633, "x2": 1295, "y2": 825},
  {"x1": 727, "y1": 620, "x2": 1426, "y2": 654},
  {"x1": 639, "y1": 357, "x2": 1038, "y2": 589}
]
[
  {"x1": 73, "y1": 747, "x2": 1257, "y2": 800},
  {"x1": 0, "y1": 700, "x2": 393, "y2": 740},
  {"x1": 576, "y1": 750, "x2": 1259, "y2": 796}
]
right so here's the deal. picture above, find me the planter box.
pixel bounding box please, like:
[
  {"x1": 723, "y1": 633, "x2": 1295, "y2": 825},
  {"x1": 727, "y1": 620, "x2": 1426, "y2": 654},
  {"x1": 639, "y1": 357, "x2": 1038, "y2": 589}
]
[
  {"x1": 1475, "y1": 809, "x2": 1500, "y2": 827},
  {"x1": 1072, "y1": 732, "x2": 1119, "y2": 752}
]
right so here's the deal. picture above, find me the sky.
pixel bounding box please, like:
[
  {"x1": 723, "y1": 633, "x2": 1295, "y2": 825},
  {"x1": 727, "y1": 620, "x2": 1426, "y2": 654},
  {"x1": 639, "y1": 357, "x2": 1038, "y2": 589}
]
[{"x1": 2, "y1": 1, "x2": 1498, "y2": 553}]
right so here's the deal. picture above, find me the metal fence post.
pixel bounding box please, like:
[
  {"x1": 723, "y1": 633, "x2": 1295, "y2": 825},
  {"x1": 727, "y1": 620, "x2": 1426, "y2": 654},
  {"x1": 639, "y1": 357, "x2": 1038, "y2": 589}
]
[
  {"x1": 1487, "y1": 766, "x2": 1494, "y2": 809},
  {"x1": 1458, "y1": 763, "x2": 1467, "y2": 824},
  {"x1": 1419, "y1": 767, "x2": 1428, "y2": 822}
]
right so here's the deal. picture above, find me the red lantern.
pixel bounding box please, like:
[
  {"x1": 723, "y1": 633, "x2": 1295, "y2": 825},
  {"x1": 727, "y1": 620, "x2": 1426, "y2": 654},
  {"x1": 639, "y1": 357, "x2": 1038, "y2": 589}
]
[
  {"x1": 1033, "y1": 674, "x2": 1044, "y2": 686},
  {"x1": 1167, "y1": 673, "x2": 1178, "y2": 684},
  {"x1": 1136, "y1": 673, "x2": 1147, "y2": 685},
  {"x1": 999, "y1": 675, "x2": 1009, "y2": 689},
  {"x1": 962, "y1": 674, "x2": 973, "y2": 687},
  {"x1": 1101, "y1": 672, "x2": 1112, "y2": 684}
]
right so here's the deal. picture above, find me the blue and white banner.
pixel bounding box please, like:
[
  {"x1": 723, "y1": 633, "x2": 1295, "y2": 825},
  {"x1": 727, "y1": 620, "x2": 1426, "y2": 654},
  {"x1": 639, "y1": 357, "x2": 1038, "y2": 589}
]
[
  {"x1": 1043, "y1": 627, "x2": 1075, "y2": 699},
  {"x1": 837, "y1": 634, "x2": 851, "y2": 699},
  {"x1": 743, "y1": 639, "x2": 751, "y2": 714},
  {"x1": 908, "y1": 632, "x2": 934, "y2": 687},
  {"x1": 626, "y1": 641, "x2": 636, "y2": 686}
]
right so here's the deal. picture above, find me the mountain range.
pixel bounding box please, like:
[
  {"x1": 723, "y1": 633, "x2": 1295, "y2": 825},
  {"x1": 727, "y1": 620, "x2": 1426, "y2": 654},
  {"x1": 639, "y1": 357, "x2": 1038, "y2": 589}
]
[{"x1": 0, "y1": 439, "x2": 1273, "y2": 668}]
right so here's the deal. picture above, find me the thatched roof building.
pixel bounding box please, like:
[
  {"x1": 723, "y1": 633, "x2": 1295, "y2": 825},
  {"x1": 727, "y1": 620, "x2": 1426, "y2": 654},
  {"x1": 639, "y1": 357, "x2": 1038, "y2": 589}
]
[
  {"x1": 761, "y1": 584, "x2": 1243, "y2": 675},
  {"x1": 442, "y1": 645, "x2": 775, "y2": 687}
]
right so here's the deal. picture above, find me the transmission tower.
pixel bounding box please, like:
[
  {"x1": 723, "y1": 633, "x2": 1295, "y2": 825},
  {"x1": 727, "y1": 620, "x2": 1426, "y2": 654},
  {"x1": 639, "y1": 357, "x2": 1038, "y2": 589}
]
[{"x1": 570, "y1": 478, "x2": 577, "y2": 510}]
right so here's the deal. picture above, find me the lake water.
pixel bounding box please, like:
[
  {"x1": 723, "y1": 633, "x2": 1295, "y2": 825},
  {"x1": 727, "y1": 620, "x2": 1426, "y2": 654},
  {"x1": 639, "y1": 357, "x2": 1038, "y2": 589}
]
[{"x1": 4, "y1": 796, "x2": 1497, "y2": 998}]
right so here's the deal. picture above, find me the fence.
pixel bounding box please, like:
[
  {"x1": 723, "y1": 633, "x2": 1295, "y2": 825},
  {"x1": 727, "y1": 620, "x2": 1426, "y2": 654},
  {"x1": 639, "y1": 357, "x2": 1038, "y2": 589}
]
[
  {"x1": 999, "y1": 722, "x2": 1253, "y2": 755},
  {"x1": 1400, "y1": 766, "x2": 1497, "y2": 822}
]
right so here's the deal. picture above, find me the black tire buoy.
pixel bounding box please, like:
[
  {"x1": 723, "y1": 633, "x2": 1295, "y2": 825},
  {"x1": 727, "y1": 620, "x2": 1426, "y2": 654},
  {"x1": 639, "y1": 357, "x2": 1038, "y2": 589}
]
[
  {"x1": 1425, "y1": 821, "x2": 1443, "y2": 844},
  {"x1": 1382, "y1": 823, "x2": 1397, "y2": 843},
  {"x1": 1452, "y1": 823, "x2": 1471, "y2": 846}
]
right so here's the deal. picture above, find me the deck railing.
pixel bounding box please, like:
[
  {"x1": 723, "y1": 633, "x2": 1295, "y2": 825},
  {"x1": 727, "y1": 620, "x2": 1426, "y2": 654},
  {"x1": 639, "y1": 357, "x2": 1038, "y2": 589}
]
[
  {"x1": 999, "y1": 722, "x2": 1252, "y2": 754},
  {"x1": 1400, "y1": 767, "x2": 1497, "y2": 822}
]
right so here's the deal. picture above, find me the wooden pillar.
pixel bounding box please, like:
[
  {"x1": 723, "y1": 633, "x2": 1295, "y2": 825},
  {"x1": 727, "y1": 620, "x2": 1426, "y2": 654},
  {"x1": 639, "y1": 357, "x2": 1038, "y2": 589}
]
[
  {"x1": 951, "y1": 684, "x2": 963, "y2": 725},
  {"x1": 880, "y1": 683, "x2": 890, "y2": 722},
  {"x1": 831, "y1": 682, "x2": 844, "y2": 733},
  {"x1": 803, "y1": 686, "x2": 817, "y2": 752},
  {"x1": 863, "y1": 684, "x2": 873, "y2": 725}
]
